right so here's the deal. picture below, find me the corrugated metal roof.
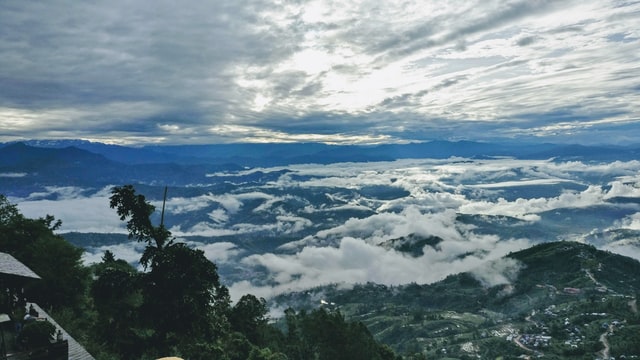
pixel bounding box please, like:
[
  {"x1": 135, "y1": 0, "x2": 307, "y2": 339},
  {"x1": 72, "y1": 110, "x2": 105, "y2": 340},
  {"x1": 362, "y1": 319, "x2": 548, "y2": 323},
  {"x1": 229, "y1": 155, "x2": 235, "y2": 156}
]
[{"x1": 0, "y1": 252, "x2": 41, "y2": 279}]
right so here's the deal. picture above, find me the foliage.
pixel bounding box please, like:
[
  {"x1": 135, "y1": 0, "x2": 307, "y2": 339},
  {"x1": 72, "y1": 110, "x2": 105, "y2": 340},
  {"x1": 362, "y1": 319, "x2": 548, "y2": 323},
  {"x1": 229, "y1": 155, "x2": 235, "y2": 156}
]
[
  {"x1": 90, "y1": 255, "x2": 143, "y2": 358},
  {"x1": 17, "y1": 320, "x2": 57, "y2": 349},
  {"x1": 282, "y1": 307, "x2": 400, "y2": 360},
  {"x1": 141, "y1": 242, "x2": 230, "y2": 348},
  {"x1": 609, "y1": 325, "x2": 640, "y2": 357},
  {"x1": 0, "y1": 195, "x2": 89, "y2": 311},
  {"x1": 109, "y1": 185, "x2": 171, "y2": 267},
  {"x1": 230, "y1": 294, "x2": 269, "y2": 344}
]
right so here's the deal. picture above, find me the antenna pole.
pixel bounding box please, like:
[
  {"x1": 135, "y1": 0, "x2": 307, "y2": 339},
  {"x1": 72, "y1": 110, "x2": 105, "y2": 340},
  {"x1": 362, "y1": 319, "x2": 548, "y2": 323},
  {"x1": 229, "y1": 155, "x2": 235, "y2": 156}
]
[{"x1": 160, "y1": 186, "x2": 168, "y2": 228}]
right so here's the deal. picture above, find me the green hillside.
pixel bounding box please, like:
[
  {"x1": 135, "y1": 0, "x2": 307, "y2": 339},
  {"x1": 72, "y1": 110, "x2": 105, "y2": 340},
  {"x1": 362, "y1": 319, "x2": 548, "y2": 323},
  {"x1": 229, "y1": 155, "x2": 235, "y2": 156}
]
[{"x1": 274, "y1": 241, "x2": 640, "y2": 358}]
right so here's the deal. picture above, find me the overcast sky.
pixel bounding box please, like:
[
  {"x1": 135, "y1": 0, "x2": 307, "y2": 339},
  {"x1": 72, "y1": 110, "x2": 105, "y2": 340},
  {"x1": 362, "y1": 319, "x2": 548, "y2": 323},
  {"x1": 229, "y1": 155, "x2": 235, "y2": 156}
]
[{"x1": 1, "y1": 0, "x2": 639, "y2": 145}]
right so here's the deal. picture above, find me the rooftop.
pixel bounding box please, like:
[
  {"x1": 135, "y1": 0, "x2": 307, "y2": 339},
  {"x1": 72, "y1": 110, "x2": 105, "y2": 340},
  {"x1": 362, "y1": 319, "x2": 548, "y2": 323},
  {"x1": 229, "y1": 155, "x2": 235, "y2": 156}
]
[{"x1": 0, "y1": 253, "x2": 40, "y2": 280}]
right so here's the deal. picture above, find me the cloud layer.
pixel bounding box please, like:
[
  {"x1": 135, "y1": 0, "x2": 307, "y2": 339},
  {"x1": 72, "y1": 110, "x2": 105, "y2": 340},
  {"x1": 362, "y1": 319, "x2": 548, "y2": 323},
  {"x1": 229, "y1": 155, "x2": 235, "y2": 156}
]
[
  {"x1": 11, "y1": 157, "x2": 640, "y2": 300},
  {"x1": 1, "y1": 1, "x2": 639, "y2": 144}
]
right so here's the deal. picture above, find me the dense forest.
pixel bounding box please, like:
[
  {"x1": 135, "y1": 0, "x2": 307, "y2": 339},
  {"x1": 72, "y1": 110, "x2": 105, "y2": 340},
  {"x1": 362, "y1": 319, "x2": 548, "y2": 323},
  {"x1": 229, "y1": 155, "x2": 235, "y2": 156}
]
[{"x1": 0, "y1": 187, "x2": 398, "y2": 360}]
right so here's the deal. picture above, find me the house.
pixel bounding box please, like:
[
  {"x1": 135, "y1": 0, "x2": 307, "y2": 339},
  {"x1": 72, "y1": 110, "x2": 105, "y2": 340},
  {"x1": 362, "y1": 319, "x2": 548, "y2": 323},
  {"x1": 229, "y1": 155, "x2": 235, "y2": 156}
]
[{"x1": 0, "y1": 252, "x2": 94, "y2": 360}]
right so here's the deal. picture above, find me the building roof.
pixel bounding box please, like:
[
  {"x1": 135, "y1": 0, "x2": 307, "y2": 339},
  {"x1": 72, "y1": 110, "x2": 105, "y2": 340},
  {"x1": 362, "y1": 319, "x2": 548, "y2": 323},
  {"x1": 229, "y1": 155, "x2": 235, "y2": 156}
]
[
  {"x1": 30, "y1": 303, "x2": 95, "y2": 360},
  {"x1": 0, "y1": 253, "x2": 94, "y2": 359},
  {"x1": 0, "y1": 252, "x2": 41, "y2": 279}
]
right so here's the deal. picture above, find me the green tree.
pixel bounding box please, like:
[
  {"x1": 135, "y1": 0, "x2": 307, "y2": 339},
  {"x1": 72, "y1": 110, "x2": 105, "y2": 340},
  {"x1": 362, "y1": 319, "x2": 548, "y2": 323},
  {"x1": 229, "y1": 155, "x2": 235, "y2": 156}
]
[
  {"x1": 230, "y1": 294, "x2": 269, "y2": 344},
  {"x1": 108, "y1": 185, "x2": 231, "y2": 356},
  {"x1": 109, "y1": 185, "x2": 171, "y2": 267},
  {"x1": 283, "y1": 307, "x2": 399, "y2": 360},
  {"x1": 0, "y1": 195, "x2": 89, "y2": 311},
  {"x1": 90, "y1": 252, "x2": 144, "y2": 359},
  {"x1": 142, "y1": 243, "x2": 230, "y2": 345}
]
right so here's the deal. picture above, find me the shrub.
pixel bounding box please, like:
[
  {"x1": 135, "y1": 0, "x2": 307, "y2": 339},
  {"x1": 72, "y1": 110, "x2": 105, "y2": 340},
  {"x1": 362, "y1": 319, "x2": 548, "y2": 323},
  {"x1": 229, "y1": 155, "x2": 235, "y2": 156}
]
[{"x1": 18, "y1": 321, "x2": 56, "y2": 349}]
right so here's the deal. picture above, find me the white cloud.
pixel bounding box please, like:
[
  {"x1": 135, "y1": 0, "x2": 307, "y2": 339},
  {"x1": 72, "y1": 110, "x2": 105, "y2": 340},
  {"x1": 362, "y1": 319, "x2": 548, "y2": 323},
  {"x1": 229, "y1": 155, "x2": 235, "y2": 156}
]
[
  {"x1": 605, "y1": 181, "x2": 640, "y2": 199},
  {"x1": 13, "y1": 186, "x2": 125, "y2": 233},
  {"x1": 190, "y1": 241, "x2": 244, "y2": 264},
  {"x1": 613, "y1": 212, "x2": 640, "y2": 231},
  {"x1": 601, "y1": 244, "x2": 640, "y2": 262},
  {"x1": 230, "y1": 234, "x2": 529, "y2": 301},
  {"x1": 459, "y1": 186, "x2": 608, "y2": 219},
  {"x1": 8, "y1": 157, "x2": 640, "y2": 302},
  {"x1": 82, "y1": 241, "x2": 146, "y2": 266},
  {"x1": 470, "y1": 257, "x2": 523, "y2": 288},
  {"x1": 0, "y1": 172, "x2": 27, "y2": 178}
]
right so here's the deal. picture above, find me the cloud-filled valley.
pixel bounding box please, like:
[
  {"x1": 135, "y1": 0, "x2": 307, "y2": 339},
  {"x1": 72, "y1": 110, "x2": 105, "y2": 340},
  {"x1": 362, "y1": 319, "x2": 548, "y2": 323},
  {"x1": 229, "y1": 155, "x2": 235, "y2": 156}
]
[{"x1": 10, "y1": 157, "x2": 640, "y2": 300}]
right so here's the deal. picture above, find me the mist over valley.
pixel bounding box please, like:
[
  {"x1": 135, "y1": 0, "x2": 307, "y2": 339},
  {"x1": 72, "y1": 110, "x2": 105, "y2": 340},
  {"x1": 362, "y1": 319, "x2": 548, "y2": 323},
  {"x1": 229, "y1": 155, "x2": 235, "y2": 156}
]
[{"x1": 3, "y1": 141, "x2": 640, "y2": 302}]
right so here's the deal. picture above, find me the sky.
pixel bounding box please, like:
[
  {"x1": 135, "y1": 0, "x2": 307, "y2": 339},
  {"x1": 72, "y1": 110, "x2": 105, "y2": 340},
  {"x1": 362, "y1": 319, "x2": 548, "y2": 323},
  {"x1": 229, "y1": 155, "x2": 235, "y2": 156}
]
[{"x1": 1, "y1": 0, "x2": 639, "y2": 145}]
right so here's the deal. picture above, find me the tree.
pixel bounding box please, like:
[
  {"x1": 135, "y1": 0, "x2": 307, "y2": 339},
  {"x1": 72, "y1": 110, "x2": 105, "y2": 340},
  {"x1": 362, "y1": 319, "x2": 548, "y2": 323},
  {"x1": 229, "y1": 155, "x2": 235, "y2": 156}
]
[
  {"x1": 109, "y1": 185, "x2": 171, "y2": 267},
  {"x1": 142, "y1": 243, "x2": 230, "y2": 343},
  {"x1": 230, "y1": 294, "x2": 269, "y2": 344},
  {"x1": 108, "y1": 185, "x2": 231, "y2": 356},
  {"x1": 90, "y1": 252, "x2": 144, "y2": 359},
  {"x1": 0, "y1": 195, "x2": 89, "y2": 311},
  {"x1": 282, "y1": 307, "x2": 399, "y2": 360}
]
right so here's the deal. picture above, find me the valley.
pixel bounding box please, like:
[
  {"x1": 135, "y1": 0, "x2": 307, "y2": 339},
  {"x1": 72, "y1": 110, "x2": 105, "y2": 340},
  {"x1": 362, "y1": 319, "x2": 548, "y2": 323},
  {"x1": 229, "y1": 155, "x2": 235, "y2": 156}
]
[{"x1": 2, "y1": 140, "x2": 640, "y2": 357}]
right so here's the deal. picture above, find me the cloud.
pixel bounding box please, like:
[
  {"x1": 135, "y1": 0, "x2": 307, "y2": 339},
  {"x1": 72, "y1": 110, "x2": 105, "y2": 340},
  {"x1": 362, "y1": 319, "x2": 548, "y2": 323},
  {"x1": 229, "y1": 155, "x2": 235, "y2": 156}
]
[
  {"x1": 82, "y1": 241, "x2": 147, "y2": 266},
  {"x1": 458, "y1": 186, "x2": 609, "y2": 219},
  {"x1": 283, "y1": 207, "x2": 469, "y2": 250},
  {"x1": 0, "y1": 172, "x2": 27, "y2": 178},
  {"x1": 613, "y1": 212, "x2": 640, "y2": 231},
  {"x1": 1, "y1": 1, "x2": 639, "y2": 144},
  {"x1": 12, "y1": 186, "x2": 125, "y2": 233},
  {"x1": 470, "y1": 257, "x2": 524, "y2": 288},
  {"x1": 221, "y1": 157, "x2": 640, "y2": 299},
  {"x1": 189, "y1": 241, "x2": 244, "y2": 264},
  {"x1": 601, "y1": 244, "x2": 640, "y2": 262},
  {"x1": 230, "y1": 233, "x2": 529, "y2": 301}
]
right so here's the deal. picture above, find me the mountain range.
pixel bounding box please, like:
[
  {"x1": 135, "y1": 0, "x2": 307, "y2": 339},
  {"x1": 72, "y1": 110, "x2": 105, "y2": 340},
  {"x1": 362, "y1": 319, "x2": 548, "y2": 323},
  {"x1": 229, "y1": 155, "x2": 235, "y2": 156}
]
[
  {"x1": 2, "y1": 139, "x2": 639, "y2": 196},
  {"x1": 3, "y1": 139, "x2": 640, "y2": 166}
]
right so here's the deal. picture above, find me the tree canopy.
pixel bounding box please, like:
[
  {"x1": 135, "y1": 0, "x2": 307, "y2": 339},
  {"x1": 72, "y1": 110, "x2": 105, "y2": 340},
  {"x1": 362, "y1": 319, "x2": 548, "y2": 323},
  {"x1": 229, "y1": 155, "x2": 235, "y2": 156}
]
[{"x1": 0, "y1": 194, "x2": 88, "y2": 311}]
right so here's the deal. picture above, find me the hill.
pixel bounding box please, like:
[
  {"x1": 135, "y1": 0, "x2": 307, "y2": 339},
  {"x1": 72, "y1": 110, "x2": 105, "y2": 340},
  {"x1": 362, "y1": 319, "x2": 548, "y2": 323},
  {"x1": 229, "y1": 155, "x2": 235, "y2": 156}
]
[
  {"x1": 272, "y1": 241, "x2": 640, "y2": 358},
  {"x1": 0, "y1": 143, "x2": 242, "y2": 196}
]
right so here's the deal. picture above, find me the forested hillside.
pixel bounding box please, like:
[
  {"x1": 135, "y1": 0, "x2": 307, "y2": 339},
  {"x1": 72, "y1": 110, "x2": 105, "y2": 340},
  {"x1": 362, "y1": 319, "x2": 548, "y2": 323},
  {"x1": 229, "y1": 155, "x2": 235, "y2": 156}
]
[{"x1": 273, "y1": 241, "x2": 640, "y2": 358}]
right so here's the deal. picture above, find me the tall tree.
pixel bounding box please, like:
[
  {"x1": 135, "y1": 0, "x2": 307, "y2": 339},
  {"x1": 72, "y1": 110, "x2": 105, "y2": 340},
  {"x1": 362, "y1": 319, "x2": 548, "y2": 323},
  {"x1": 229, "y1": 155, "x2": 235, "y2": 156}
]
[
  {"x1": 108, "y1": 185, "x2": 231, "y2": 356},
  {"x1": 230, "y1": 294, "x2": 269, "y2": 344},
  {"x1": 109, "y1": 185, "x2": 171, "y2": 267}
]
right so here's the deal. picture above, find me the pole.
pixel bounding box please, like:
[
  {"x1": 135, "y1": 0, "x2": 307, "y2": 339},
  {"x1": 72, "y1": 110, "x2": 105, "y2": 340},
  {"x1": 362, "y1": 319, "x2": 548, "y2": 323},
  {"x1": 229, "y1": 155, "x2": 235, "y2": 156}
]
[{"x1": 160, "y1": 186, "x2": 168, "y2": 228}]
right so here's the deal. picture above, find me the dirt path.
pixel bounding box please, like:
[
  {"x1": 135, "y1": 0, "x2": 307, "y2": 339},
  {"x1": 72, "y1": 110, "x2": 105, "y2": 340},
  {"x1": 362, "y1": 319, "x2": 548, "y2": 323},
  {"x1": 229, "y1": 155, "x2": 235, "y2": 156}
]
[
  {"x1": 513, "y1": 336, "x2": 535, "y2": 360},
  {"x1": 585, "y1": 269, "x2": 604, "y2": 288},
  {"x1": 598, "y1": 324, "x2": 612, "y2": 360}
]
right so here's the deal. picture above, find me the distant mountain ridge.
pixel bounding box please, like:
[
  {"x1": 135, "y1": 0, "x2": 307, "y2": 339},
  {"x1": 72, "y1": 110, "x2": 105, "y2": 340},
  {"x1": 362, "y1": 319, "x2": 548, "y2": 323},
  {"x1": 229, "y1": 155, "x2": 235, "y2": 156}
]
[
  {"x1": 0, "y1": 142, "x2": 111, "y2": 169},
  {"x1": 1, "y1": 140, "x2": 638, "y2": 197},
  {"x1": 2, "y1": 139, "x2": 639, "y2": 167},
  {"x1": 0, "y1": 142, "x2": 241, "y2": 197}
]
